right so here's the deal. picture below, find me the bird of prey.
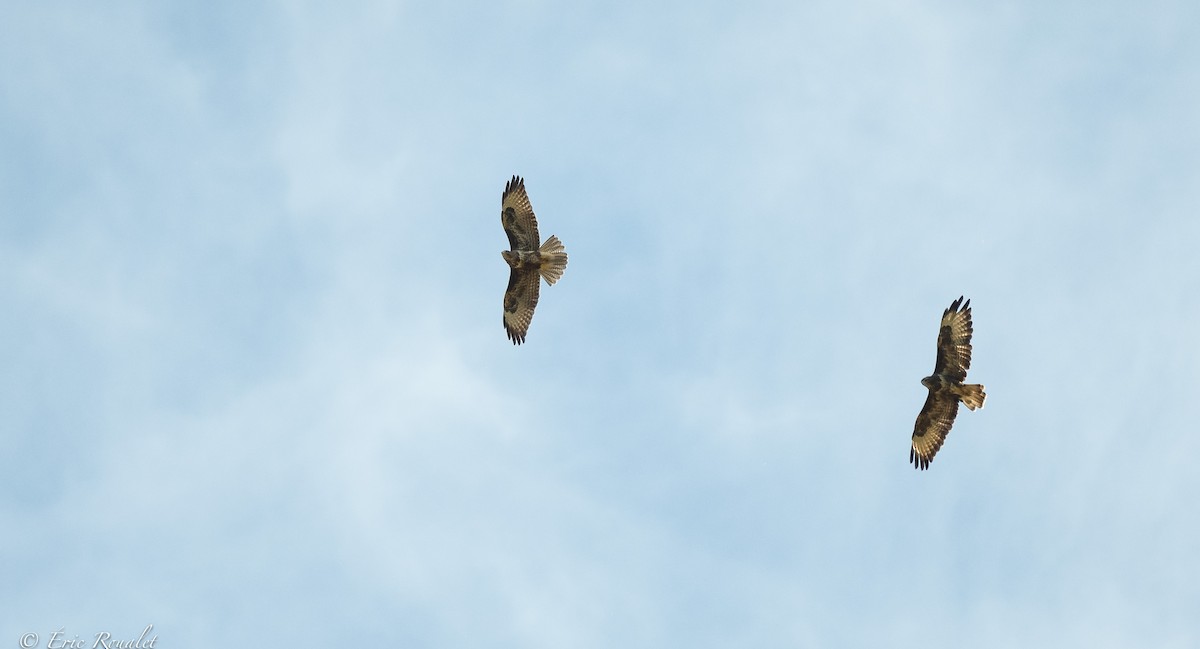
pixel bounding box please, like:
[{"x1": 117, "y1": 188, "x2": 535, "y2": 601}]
[
  {"x1": 910, "y1": 296, "x2": 987, "y2": 470},
  {"x1": 500, "y1": 175, "x2": 568, "y2": 344}
]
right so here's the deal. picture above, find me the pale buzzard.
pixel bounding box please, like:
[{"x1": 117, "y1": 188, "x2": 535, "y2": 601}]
[
  {"x1": 500, "y1": 175, "x2": 567, "y2": 344},
  {"x1": 910, "y1": 296, "x2": 987, "y2": 470}
]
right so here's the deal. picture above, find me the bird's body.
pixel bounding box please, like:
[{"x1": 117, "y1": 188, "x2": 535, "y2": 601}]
[
  {"x1": 500, "y1": 176, "x2": 567, "y2": 344},
  {"x1": 502, "y1": 249, "x2": 547, "y2": 270},
  {"x1": 910, "y1": 296, "x2": 986, "y2": 470}
]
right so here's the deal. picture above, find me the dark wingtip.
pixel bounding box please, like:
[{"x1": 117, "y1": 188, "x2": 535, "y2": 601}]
[
  {"x1": 503, "y1": 175, "x2": 524, "y2": 198},
  {"x1": 504, "y1": 317, "x2": 526, "y2": 345},
  {"x1": 944, "y1": 295, "x2": 973, "y2": 317}
]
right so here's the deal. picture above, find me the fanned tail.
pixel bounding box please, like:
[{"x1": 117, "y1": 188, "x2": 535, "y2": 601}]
[
  {"x1": 957, "y1": 384, "x2": 986, "y2": 411},
  {"x1": 538, "y1": 235, "x2": 568, "y2": 285}
]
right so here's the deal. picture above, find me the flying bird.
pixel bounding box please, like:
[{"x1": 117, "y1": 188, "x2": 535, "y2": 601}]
[
  {"x1": 500, "y1": 175, "x2": 568, "y2": 344},
  {"x1": 910, "y1": 296, "x2": 987, "y2": 470}
]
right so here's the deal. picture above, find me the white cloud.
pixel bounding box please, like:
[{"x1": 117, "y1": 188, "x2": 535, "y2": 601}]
[{"x1": 4, "y1": 1, "x2": 1199, "y2": 646}]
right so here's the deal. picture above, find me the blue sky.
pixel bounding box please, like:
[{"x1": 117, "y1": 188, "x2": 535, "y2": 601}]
[{"x1": 3, "y1": 1, "x2": 1198, "y2": 647}]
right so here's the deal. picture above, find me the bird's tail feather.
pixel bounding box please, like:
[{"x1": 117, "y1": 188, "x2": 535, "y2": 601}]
[
  {"x1": 538, "y1": 235, "x2": 568, "y2": 285},
  {"x1": 956, "y1": 384, "x2": 986, "y2": 410}
]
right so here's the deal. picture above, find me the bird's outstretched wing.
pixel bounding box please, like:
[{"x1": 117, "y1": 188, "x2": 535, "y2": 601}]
[
  {"x1": 910, "y1": 391, "x2": 960, "y2": 470},
  {"x1": 501, "y1": 175, "x2": 540, "y2": 251},
  {"x1": 503, "y1": 267, "x2": 540, "y2": 345},
  {"x1": 932, "y1": 296, "x2": 974, "y2": 382}
]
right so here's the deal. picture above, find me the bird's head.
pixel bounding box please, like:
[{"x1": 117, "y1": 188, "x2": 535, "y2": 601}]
[
  {"x1": 920, "y1": 375, "x2": 936, "y2": 390},
  {"x1": 501, "y1": 250, "x2": 519, "y2": 267}
]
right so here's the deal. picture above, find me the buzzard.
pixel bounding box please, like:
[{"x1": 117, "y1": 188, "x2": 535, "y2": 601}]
[
  {"x1": 910, "y1": 296, "x2": 987, "y2": 470},
  {"x1": 500, "y1": 175, "x2": 568, "y2": 344}
]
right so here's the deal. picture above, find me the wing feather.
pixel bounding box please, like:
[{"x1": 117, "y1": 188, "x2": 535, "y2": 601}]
[
  {"x1": 910, "y1": 390, "x2": 960, "y2": 470},
  {"x1": 501, "y1": 175, "x2": 540, "y2": 251},
  {"x1": 502, "y1": 267, "x2": 540, "y2": 345},
  {"x1": 933, "y1": 296, "x2": 973, "y2": 382}
]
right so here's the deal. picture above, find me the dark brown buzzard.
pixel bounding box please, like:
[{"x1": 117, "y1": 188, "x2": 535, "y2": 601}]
[
  {"x1": 910, "y1": 296, "x2": 987, "y2": 470},
  {"x1": 500, "y1": 175, "x2": 567, "y2": 344}
]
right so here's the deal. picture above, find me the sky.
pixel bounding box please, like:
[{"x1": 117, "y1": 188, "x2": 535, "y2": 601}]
[{"x1": 2, "y1": 1, "x2": 1199, "y2": 647}]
